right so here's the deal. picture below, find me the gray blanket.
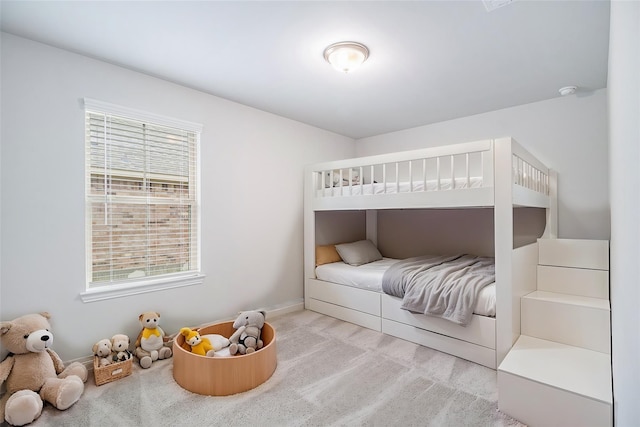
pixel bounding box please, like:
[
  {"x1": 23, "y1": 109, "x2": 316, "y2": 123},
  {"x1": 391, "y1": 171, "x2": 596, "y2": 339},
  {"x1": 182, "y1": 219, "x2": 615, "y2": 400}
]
[{"x1": 381, "y1": 254, "x2": 495, "y2": 326}]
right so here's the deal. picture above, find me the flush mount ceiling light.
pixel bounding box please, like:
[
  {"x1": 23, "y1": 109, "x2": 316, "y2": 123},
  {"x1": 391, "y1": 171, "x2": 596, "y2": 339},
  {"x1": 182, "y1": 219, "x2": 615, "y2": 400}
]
[{"x1": 323, "y1": 41, "x2": 369, "y2": 73}]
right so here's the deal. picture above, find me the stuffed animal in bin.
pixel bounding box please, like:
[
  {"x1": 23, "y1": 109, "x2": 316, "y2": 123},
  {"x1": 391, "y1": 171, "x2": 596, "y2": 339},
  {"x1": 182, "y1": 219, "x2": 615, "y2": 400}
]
[
  {"x1": 0, "y1": 312, "x2": 88, "y2": 426},
  {"x1": 134, "y1": 311, "x2": 172, "y2": 369},
  {"x1": 229, "y1": 310, "x2": 266, "y2": 355},
  {"x1": 110, "y1": 334, "x2": 133, "y2": 362},
  {"x1": 180, "y1": 327, "x2": 216, "y2": 357},
  {"x1": 92, "y1": 338, "x2": 113, "y2": 367}
]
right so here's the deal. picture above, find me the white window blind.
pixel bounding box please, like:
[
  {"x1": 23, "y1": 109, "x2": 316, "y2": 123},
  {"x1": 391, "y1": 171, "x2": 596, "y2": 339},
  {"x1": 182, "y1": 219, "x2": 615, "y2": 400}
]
[{"x1": 84, "y1": 99, "x2": 202, "y2": 293}]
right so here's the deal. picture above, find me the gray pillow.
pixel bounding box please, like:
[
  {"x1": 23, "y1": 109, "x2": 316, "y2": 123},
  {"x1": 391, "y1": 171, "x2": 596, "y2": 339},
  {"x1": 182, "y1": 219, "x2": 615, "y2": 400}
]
[{"x1": 335, "y1": 240, "x2": 382, "y2": 266}]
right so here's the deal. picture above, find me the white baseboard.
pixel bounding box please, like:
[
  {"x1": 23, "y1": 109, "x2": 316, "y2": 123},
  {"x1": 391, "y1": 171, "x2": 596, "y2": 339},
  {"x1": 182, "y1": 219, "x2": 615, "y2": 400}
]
[
  {"x1": 67, "y1": 355, "x2": 96, "y2": 372},
  {"x1": 263, "y1": 299, "x2": 304, "y2": 319}
]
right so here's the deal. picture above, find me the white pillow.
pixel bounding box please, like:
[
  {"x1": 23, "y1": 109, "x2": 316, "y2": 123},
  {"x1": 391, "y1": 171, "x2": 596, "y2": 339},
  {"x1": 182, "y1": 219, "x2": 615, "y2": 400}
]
[
  {"x1": 213, "y1": 347, "x2": 231, "y2": 357},
  {"x1": 202, "y1": 334, "x2": 230, "y2": 351},
  {"x1": 325, "y1": 169, "x2": 361, "y2": 188},
  {"x1": 335, "y1": 240, "x2": 382, "y2": 266}
]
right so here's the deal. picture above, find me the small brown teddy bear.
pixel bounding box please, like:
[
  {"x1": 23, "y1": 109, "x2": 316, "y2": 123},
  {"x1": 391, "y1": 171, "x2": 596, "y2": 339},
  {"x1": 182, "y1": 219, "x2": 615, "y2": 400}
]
[
  {"x1": 110, "y1": 334, "x2": 132, "y2": 362},
  {"x1": 0, "y1": 312, "x2": 88, "y2": 426},
  {"x1": 92, "y1": 338, "x2": 113, "y2": 367},
  {"x1": 134, "y1": 311, "x2": 172, "y2": 368}
]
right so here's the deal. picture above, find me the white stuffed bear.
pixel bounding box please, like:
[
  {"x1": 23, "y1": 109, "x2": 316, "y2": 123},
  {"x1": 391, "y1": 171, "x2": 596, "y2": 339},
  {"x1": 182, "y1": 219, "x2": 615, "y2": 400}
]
[
  {"x1": 92, "y1": 338, "x2": 113, "y2": 367},
  {"x1": 110, "y1": 334, "x2": 132, "y2": 362}
]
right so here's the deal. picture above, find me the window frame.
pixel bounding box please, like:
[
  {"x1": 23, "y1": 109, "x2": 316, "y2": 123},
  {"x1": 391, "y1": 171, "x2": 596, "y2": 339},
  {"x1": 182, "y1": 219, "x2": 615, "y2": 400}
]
[{"x1": 81, "y1": 98, "x2": 204, "y2": 302}]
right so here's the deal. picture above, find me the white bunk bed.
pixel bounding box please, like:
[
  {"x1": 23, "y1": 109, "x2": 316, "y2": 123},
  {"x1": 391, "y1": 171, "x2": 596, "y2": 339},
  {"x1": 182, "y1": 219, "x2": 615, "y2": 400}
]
[{"x1": 303, "y1": 137, "x2": 557, "y2": 369}]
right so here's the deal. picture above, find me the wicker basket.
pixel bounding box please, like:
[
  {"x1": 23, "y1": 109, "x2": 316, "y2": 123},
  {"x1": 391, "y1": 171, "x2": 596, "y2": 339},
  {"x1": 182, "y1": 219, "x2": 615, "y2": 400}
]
[{"x1": 93, "y1": 356, "x2": 132, "y2": 386}]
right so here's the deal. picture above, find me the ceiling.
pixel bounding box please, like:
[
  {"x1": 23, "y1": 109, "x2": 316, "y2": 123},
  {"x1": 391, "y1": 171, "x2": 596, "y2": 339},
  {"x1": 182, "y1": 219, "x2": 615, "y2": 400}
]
[{"x1": 0, "y1": 1, "x2": 611, "y2": 139}]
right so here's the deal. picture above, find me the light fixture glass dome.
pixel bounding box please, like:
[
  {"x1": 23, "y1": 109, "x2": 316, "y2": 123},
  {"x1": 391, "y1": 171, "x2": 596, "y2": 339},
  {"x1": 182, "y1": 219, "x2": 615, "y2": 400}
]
[{"x1": 323, "y1": 42, "x2": 369, "y2": 73}]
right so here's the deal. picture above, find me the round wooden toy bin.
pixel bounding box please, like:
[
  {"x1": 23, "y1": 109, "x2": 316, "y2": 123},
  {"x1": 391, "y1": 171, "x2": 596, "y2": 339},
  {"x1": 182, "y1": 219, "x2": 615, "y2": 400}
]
[{"x1": 172, "y1": 321, "x2": 276, "y2": 396}]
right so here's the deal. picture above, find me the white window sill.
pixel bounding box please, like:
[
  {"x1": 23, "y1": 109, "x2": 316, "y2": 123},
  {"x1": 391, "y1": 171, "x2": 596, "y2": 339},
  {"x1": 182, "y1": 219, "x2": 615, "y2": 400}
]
[{"x1": 80, "y1": 273, "x2": 205, "y2": 303}]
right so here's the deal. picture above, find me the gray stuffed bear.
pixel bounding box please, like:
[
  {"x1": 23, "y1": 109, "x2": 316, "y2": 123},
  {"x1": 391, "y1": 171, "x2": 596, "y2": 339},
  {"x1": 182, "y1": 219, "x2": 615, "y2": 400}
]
[{"x1": 228, "y1": 310, "x2": 265, "y2": 355}]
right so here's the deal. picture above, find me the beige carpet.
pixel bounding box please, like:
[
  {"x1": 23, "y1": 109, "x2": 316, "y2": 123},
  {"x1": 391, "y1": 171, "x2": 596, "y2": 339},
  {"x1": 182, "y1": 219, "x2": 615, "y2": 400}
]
[{"x1": 28, "y1": 310, "x2": 525, "y2": 427}]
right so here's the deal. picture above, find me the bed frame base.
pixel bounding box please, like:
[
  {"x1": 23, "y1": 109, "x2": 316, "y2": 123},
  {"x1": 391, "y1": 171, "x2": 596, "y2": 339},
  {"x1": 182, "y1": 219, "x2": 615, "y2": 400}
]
[
  {"x1": 382, "y1": 295, "x2": 495, "y2": 349},
  {"x1": 382, "y1": 319, "x2": 496, "y2": 369},
  {"x1": 306, "y1": 277, "x2": 497, "y2": 369},
  {"x1": 308, "y1": 299, "x2": 382, "y2": 331}
]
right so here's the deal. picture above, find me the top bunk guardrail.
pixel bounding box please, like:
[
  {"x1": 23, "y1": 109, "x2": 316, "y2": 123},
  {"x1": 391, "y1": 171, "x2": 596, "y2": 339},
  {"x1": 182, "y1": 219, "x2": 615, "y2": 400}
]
[{"x1": 306, "y1": 138, "x2": 551, "y2": 211}]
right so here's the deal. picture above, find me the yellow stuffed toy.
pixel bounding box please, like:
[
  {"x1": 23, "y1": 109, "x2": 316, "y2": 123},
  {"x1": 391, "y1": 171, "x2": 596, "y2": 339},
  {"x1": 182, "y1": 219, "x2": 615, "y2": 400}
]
[{"x1": 180, "y1": 327, "x2": 215, "y2": 357}]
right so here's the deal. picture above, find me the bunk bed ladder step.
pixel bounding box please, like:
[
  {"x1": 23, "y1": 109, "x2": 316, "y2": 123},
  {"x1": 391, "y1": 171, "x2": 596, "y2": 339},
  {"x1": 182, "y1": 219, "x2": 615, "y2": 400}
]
[{"x1": 498, "y1": 239, "x2": 612, "y2": 427}]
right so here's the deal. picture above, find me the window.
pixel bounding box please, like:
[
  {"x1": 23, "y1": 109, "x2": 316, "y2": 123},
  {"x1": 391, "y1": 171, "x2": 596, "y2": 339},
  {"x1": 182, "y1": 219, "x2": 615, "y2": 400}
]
[{"x1": 82, "y1": 99, "x2": 203, "y2": 302}]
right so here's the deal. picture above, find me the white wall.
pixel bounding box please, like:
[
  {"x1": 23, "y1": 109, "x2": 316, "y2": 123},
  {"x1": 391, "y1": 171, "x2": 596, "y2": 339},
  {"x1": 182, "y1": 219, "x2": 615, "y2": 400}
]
[
  {"x1": 0, "y1": 33, "x2": 354, "y2": 361},
  {"x1": 608, "y1": 2, "x2": 640, "y2": 425},
  {"x1": 355, "y1": 91, "x2": 609, "y2": 240}
]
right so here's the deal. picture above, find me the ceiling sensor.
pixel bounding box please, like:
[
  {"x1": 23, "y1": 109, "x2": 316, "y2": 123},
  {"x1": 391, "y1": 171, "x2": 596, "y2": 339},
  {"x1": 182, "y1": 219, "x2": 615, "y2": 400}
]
[
  {"x1": 483, "y1": 0, "x2": 516, "y2": 12},
  {"x1": 559, "y1": 86, "x2": 578, "y2": 96}
]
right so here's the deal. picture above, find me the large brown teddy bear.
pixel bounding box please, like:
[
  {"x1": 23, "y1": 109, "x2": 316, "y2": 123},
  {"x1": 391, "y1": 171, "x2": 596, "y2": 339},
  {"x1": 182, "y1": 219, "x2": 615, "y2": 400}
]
[{"x1": 0, "y1": 312, "x2": 88, "y2": 426}]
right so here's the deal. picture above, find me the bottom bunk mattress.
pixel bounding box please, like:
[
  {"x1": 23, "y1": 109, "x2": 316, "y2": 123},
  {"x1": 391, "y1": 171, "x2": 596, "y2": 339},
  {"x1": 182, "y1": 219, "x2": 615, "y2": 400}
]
[{"x1": 315, "y1": 257, "x2": 496, "y2": 319}]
